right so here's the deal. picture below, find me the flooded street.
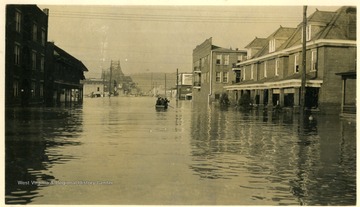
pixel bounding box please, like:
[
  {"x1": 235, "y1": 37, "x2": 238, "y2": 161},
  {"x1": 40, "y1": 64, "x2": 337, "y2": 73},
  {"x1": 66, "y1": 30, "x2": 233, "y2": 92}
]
[{"x1": 5, "y1": 96, "x2": 356, "y2": 205}]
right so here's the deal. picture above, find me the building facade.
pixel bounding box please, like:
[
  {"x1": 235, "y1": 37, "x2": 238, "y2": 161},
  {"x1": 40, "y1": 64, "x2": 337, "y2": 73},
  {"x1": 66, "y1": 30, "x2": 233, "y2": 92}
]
[
  {"x1": 81, "y1": 78, "x2": 106, "y2": 97},
  {"x1": 192, "y1": 38, "x2": 247, "y2": 104},
  {"x1": 177, "y1": 72, "x2": 193, "y2": 100},
  {"x1": 225, "y1": 6, "x2": 356, "y2": 114},
  {"x1": 45, "y1": 42, "x2": 88, "y2": 106},
  {"x1": 5, "y1": 5, "x2": 49, "y2": 106}
]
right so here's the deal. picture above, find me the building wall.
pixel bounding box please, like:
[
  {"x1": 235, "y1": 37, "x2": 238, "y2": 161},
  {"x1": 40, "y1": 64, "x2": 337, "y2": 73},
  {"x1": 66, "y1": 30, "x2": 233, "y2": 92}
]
[
  {"x1": 192, "y1": 39, "x2": 212, "y2": 104},
  {"x1": 83, "y1": 81, "x2": 104, "y2": 97},
  {"x1": 45, "y1": 42, "x2": 87, "y2": 106},
  {"x1": 212, "y1": 51, "x2": 241, "y2": 101},
  {"x1": 5, "y1": 5, "x2": 48, "y2": 106},
  {"x1": 319, "y1": 46, "x2": 357, "y2": 112}
]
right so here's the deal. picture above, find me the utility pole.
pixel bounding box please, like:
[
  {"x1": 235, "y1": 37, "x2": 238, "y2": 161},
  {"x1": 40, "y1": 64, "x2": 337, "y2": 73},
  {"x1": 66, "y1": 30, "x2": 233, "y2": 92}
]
[
  {"x1": 109, "y1": 60, "x2": 113, "y2": 97},
  {"x1": 150, "y1": 72, "x2": 153, "y2": 96},
  {"x1": 300, "y1": 6, "x2": 307, "y2": 113},
  {"x1": 176, "y1": 68, "x2": 179, "y2": 101},
  {"x1": 164, "y1": 73, "x2": 167, "y2": 98}
]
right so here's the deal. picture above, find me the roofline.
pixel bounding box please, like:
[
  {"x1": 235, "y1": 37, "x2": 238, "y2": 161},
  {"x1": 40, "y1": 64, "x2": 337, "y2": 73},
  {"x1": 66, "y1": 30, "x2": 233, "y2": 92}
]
[
  {"x1": 224, "y1": 79, "x2": 323, "y2": 90},
  {"x1": 237, "y1": 39, "x2": 356, "y2": 66}
]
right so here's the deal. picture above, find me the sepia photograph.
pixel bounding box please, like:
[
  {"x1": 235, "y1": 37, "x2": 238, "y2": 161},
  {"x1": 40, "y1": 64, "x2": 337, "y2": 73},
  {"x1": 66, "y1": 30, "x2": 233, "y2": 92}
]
[{"x1": 3, "y1": 0, "x2": 357, "y2": 205}]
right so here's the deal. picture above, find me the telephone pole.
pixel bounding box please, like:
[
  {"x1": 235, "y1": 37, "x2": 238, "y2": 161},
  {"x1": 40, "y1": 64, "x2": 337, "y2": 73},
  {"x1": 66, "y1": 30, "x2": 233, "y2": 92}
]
[
  {"x1": 176, "y1": 68, "x2": 179, "y2": 101},
  {"x1": 300, "y1": 5, "x2": 307, "y2": 112},
  {"x1": 109, "y1": 60, "x2": 113, "y2": 97}
]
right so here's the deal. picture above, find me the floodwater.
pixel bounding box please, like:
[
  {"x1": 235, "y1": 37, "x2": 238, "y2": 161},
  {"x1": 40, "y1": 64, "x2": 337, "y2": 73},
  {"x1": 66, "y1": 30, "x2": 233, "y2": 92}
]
[{"x1": 5, "y1": 96, "x2": 356, "y2": 205}]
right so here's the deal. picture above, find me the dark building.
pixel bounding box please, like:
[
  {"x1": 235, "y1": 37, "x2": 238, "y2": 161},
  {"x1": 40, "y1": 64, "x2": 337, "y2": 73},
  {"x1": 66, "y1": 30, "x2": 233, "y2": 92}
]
[
  {"x1": 5, "y1": 5, "x2": 49, "y2": 106},
  {"x1": 45, "y1": 42, "x2": 88, "y2": 106}
]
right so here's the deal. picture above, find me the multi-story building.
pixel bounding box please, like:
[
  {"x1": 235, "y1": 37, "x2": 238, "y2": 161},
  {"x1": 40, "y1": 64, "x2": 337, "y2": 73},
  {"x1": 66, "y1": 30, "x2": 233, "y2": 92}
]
[
  {"x1": 45, "y1": 42, "x2": 88, "y2": 106},
  {"x1": 81, "y1": 78, "x2": 106, "y2": 97},
  {"x1": 225, "y1": 6, "x2": 356, "y2": 114},
  {"x1": 177, "y1": 72, "x2": 193, "y2": 100},
  {"x1": 5, "y1": 5, "x2": 49, "y2": 106},
  {"x1": 192, "y1": 38, "x2": 247, "y2": 104}
]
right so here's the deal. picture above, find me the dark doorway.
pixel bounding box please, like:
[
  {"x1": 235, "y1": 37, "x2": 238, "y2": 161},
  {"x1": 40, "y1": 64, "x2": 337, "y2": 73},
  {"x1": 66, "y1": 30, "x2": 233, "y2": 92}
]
[
  {"x1": 305, "y1": 87, "x2": 319, "y2": 109},
  {"x1": 264, "y1": 89, "x2": 268, "y2": 105},
  {"x1": 284, "y1": 93, "x2": 294, "y2": 107},
  {"x1": 273, "y1": 94, "x2": 279, "y2": 106}
]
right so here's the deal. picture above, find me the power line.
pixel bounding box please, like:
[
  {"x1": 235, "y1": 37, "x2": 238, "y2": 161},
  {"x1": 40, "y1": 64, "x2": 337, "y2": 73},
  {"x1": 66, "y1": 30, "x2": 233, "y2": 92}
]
[{"x1": 48, "y1": 11, "x2": 301, "y2": 23}]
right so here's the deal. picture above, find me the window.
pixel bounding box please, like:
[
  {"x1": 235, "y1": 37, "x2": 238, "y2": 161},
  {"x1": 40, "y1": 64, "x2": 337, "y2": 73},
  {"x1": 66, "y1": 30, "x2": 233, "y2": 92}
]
[
  {"x1": 32, "y1": 51, "x2": 37, "y2": 70},
  {"x1": 13, "y1": 80, "x2": 19, "y2": 97},
  {"x1": 275, "y1": 59, "x2": 279, "y2": 76},
  {"x1": 31, "y1": 82, "x2": 36, "y2": 97},
  {"x1": 194, "y1": 60, "x2": 200, "y2": 71},
  {"x1": 216, "y1": 55, "x2": 222, "y2": 65},
  {"x1": 311, "y1": 50, "x2": 317, "y2": 71},
  {"x1": 294, "y1": 53, "x2": 299, "y2": 73},
  {"x1": 201, "y1": 57, "x2": 205, "y2": 68},
  {"x1": 243, "y1": 68, "x2": 246, "y2": 81},
  {"x1": 224, "y1": 55, "x2": 229, "y2": 65},
  {"x1": 41, "y1": 29, "x2": 46, "y2": 46},
  {"x1": 14, "y1": 43, "x2": 21, "y2": 65},
  {"x1": 306, "y1": 25, "x2": 311, "y2": 41},
  {"x1": 235, "y1": 71, "x2": 241, "y2": 83},
  {"x1": 40, "y1": 83, "x2": 44, "y2": 97},
  {"x1": 269, "y1": 39, "x2": 276, "y2": 53},
  {"x1": 251, "y1": 64, "x2": 254, "y2": 79},
  {"x1": 222, "y1": 72, "x2": 228, "y2": 83},
  {"x1": 15, "y1": 10, "x2": 21, "y2": 33},
  {"x1": 40, "y1": 55, "x2": 45, "y2": 72},
  {"x1": 264, "y1": 61, "x2": 267, "y2": 78},
  {"x1": 215, "y1": 72, "x2": 221, "y2": 82},
  {"x1": 194, "y1": 73, "x2": 201, "y2": 86},
  {"x1": 32, "y1": 23, "x2": 37, "y2": 42},
  {"x1": 247, "y1": 49, "x2": 252, "y2": 59},
  {"x1": 237, "y1": 55, "x2": 243, "y2": 63}
]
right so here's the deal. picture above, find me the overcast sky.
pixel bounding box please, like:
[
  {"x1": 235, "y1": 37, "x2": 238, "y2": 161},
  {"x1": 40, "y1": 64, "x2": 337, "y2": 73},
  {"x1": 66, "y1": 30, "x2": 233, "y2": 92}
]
[{"x1": 11, "y1": 2, "x2": 351, "y2": 78}]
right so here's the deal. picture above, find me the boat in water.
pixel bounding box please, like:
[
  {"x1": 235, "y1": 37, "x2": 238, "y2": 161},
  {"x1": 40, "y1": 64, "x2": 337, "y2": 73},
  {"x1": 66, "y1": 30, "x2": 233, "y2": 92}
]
[
  {"x1": 155, "y1": 97, "x2": 169, "y2": 110},
  {"x1": 155, "y1": 104, "x2": 167, "y2": 110}
]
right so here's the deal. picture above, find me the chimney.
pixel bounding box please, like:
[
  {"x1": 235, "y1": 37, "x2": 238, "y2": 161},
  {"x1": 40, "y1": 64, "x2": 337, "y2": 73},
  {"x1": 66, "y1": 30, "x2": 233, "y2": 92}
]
[{"x1": 43, "y1": 8, "x2": 49, "y2": 15}]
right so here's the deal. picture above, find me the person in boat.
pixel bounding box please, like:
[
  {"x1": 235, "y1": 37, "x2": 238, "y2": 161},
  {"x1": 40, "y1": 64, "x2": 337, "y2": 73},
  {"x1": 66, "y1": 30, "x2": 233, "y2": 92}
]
[
  {"x1": 156, "y1": 97, "x2": 162, "y2": 105},
  {"x1": 163, "y1": 98, "x2": 169, "y2": 107}
]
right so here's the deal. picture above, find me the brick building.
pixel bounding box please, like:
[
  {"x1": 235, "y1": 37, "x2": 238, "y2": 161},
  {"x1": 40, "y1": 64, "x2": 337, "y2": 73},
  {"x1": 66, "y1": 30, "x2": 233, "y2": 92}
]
[
  {"x1": 5, "y1": 5, "x2": 49, "y2": 106},
  {"x1": 192, "y1": 38, "x2": 247, "y2": 104},
  {"x1": 225, "y1": 6, "x2": 356, "y2": 114},
  {"x1": 45, "y1": 42, "x2": 88, "y2": 106}
]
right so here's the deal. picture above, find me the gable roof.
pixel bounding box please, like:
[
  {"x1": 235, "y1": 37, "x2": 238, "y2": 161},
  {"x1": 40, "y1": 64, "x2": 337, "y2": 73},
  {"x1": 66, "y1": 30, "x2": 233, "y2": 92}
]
[
  {"x1": 279, "y1": 6, "x2": 355, "y2": 50},
  {"x1": 245, "y1": 37, "x2": 267, "y2": 49},
  {"x1": 253, "y1": 26, "x2": 296, "y2": 58},
  {"x1": 53, "y1": 44, "x2": 89, "y2": 72}
]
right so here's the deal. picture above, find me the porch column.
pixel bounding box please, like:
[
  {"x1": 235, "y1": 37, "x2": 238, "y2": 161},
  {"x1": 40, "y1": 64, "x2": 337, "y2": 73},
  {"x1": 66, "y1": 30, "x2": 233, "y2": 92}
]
[
  {"x1": 342, "y1": 78, "x2": 346, "y2": 113},
  {"x1": 251, "y1": 89, "x2": 256, "y2": 102},
  {"x1": 294, "y1": 87, "x2": 300, "y2": 107},
  {"x1": 259, "y1": 89, "x2": 264, "y2": 106},
  {"x1": 268, "y1": 89, "x2": 273, "y2": 107},
  {"x1": 279, "y1": 88, "x2": 284, "y2": 107}
]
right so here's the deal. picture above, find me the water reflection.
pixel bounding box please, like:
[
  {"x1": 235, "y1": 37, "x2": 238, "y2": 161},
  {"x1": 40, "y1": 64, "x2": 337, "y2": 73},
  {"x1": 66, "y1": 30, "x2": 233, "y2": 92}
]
[
  {"x1": 5, "y1": 106, "x2": 83, "y2": 204},
  {"x1": 5, "y1": 98, "x2": 356, "y2": 205},
  {"x1": 189, "y1": 106, "x2": 356, "y2": 205}
]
